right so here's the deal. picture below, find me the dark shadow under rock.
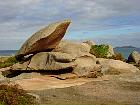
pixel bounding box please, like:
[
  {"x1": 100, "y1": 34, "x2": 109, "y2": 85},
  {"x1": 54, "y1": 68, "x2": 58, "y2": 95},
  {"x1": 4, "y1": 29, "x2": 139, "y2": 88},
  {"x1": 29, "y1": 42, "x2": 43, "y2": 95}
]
[{"x1": 2, "y1": 67, "x2": 74, "y2": 78}]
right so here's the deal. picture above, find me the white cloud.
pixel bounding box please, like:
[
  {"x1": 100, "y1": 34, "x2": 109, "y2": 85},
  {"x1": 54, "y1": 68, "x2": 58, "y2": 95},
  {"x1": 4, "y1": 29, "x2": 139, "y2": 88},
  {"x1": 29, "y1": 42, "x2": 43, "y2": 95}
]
[{"x1": 0, "y1": 0, "x2": 140, "y2": 49}]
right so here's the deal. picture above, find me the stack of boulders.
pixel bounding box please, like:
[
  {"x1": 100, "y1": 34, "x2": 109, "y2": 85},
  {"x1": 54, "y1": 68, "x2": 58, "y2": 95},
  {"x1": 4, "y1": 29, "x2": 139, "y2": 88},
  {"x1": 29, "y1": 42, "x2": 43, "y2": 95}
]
[
  {"x1": 10, "y1": 20, "x2": 100, "y2": 79},
  {"x1": 0, "y1": 20, "x2": 139, "y2": 80}
]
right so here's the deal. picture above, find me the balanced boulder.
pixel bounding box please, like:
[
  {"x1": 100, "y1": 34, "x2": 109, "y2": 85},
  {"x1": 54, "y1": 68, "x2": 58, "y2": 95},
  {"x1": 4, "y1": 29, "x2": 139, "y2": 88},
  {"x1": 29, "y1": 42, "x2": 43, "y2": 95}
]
[{"x1": 16, "y1": 20, "x2": 71, "y2": 58}]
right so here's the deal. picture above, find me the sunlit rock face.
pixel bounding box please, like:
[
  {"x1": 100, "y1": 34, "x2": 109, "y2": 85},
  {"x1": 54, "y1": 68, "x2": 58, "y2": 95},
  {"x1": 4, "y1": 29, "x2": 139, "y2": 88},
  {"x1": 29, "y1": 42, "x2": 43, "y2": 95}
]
[{"x1": 16, "y1": 20, "x2": 71, "y2": 58}]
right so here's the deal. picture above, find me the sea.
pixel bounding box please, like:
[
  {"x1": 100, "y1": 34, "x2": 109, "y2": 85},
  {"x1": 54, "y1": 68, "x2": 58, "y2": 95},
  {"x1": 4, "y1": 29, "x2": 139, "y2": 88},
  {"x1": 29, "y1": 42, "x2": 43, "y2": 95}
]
[
  {"x1": 0, "y1": 47, "x2": 140, "y2": 59},
  {"x1": 0, "y1": 50, "x2": 18, "y2": 56},
  {"x1": 114, "y1": 47, "x2": 140, "y2": 59}
]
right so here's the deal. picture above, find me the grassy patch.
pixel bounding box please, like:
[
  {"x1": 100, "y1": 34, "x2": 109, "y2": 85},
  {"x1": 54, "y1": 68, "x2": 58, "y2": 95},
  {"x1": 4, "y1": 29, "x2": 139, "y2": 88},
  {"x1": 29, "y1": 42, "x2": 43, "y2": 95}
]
[
  {"x1": 90, "y1": 44, "x2": 109, "y2": 58},
  {"x1": 0, "y1": 84, "x2": 37, "y2": 105},
  {"x1": 0, "y1": 57, "x2": 18, "y2": 68}
]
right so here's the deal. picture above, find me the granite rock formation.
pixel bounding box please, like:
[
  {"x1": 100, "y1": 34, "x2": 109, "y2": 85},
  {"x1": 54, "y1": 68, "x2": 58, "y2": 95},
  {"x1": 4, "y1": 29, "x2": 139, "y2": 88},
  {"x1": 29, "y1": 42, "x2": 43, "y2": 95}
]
[{"x1": 16, "y1": 20, "x2": 71, "y2": 58}]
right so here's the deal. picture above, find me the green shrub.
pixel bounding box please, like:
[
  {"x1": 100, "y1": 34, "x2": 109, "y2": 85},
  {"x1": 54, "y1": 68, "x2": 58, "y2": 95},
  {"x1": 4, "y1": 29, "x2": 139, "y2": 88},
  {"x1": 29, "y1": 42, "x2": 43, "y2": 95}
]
[
  {"x1": 0, "y1": 84, "x2": 36, "y2": 105},
  {"x1": 0, "y1": 56, "x2": 18, "y2": 68},
  {"x1": 108, "y1": 52, "x2": 125, "y2": 61},
  {"x1": 90, "y1": 44, "x2": 109, "y2": 58}
]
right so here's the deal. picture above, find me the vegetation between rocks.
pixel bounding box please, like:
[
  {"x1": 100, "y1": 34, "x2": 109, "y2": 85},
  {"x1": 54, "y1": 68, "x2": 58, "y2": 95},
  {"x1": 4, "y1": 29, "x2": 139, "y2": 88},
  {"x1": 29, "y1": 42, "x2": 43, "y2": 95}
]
[
  {"x1": 90, "y1": 44, "x2": 125, "y2": 61},
  {"x1": 108, "y1": 52, "x2": 125, "y2": 61},
  {"x1": 0, "y1": 57, "x2": 18, "y2": 69},
  {"x1": 90, "y1": 44, "x2": 109, "y2": 58},
  {"x1": 0, "y1": 84, "x2": 37, "y2": 105}
]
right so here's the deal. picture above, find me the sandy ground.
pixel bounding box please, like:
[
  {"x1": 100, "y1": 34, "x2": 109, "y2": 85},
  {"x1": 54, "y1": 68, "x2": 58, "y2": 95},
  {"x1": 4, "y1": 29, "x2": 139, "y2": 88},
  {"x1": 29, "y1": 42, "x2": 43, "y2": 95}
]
[
  {"x1": 15, "y1": 76, "x2": 94, "y2": 90},
  {"x1": 11, "y1": 73, "x2": 140, "y2": 105},
  {"x1": 30, "y1": 76, "x2": 140, "y2": 105}
]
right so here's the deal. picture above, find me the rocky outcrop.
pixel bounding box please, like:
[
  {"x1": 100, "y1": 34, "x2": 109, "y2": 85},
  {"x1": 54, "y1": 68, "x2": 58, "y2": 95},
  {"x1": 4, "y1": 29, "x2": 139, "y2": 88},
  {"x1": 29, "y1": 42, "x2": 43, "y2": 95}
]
[
  {"x1": 53, "y1": 40, "x2": 92, "y2": 58},
  {"x1": 97, "y1": 58, "x2": 139, "y2": 75},
  {"x1": 127, "y1": 51, "x2": 140, "y2": 64},
  {"x1": 1, "y1": 19, "x2": 138, "y2": 81},
  {"x1": 16, "y1": 20, "x2": 71, "y2": 58},
  {"x1": 28, "y1": 52, "x2": 77, "y2": 70},
  {"x1": 73, "y1": 55, "x2": 97, "y2": 77}
]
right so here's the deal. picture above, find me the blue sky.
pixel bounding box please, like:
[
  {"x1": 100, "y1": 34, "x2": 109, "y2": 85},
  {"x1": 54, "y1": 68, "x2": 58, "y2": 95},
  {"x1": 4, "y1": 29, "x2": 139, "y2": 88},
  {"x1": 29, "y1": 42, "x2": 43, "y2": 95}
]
[{"x1": 0, "y1": 0, "x2": 140, "y2": 50}]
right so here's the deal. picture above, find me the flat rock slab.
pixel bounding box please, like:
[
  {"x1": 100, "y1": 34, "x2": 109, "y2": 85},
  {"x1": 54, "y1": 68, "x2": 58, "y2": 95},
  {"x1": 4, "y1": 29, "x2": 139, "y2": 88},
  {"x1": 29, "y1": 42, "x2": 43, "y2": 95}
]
[
  {"x1": 30, "y1": 74, "x2": 140, "y2": 105},
  {"x1": 14, "y1": 75, "x2": 93, "y2": 90}
]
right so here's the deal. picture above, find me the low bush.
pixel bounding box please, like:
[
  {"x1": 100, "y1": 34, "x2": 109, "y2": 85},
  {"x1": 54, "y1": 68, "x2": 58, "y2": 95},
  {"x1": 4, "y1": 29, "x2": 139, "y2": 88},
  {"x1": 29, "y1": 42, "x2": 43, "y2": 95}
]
[
  {"x1": 0, "y1": 84, "x2": 36, "y2": 105},
  {"x1": 0, "y1": 56, "x2": 18, "y2": 68},
  {"x1": 90, "y1": 44, "x2": 109, "y2": 58},
  {"x1": 108, "y1": 52, "x2": 125, "y2": 61}
]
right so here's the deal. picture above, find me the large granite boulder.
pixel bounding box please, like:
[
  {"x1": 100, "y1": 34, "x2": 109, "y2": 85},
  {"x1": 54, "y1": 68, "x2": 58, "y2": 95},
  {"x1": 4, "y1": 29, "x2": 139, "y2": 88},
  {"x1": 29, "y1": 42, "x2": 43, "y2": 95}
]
[
  {"x1": 28, "y1": 52, "x2": 77, "y2": 70},
  {"x1": 127, "y1": 51, "x2": 140, "y2": 64},
  {"x1": 72, "y1": 55, "x2": 101, "y2": 78},
  {"x1": 53, "y1": 40, "x2": 93, "y2": 58},
  {"x1": 16, "y1": 20, "x2": 71, "y2": 58},
  {"x1": 97, "y1": 58, "x2": 139, "y2": 75}
]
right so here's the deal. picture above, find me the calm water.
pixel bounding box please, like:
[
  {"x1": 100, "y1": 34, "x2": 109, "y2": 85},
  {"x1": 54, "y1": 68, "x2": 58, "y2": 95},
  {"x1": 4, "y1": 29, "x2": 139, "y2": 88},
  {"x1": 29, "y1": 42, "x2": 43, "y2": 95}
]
[
  {"x1": 0, "y1": 48, "x2": 140, "y2": 59},
  {"x1": 114, "y1": 47, "x2": 140, "y2": 59},
  {"x1": 0, "y1": 50, "x2": 18, "y2": 56}
]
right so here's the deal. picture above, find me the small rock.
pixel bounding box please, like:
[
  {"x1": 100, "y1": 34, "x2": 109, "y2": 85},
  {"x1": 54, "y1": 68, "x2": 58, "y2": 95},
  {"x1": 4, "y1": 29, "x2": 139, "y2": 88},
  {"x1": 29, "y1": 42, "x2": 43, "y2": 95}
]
[{"x1": 127, "y1": 51, "x2": 140, "y2": 64}]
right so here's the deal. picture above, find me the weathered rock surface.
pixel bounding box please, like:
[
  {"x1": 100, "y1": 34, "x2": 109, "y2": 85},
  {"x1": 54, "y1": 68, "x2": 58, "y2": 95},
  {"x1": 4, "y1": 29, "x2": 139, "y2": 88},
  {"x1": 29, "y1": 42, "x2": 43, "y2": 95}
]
[
  {"x1": 83, "y1": 40, "x2": 96, "y2": 46},
  {"x1": 53, "y1": 40, "x2": 93, "y2": 58},
  {"x1": 97, "y1": 58, "x2": 139, "y2": 75},
  {"x1": 52, "y1": 73, "x2": 77, "y2": 80},
  {"x1": 11, "y1": 61, "x2": 30, "y2": 70},
  {"x1": 16, "y1": 20, "x2": 71, "y2": 58},
  {"x1": 0, "y1": 67, "x2": 11, "y2": 72},
  {"x1": 127, "y1": 51, "x2": 140, "y2": 64},
  {"x1": 73, "y1": 65, "x2": 101, "y2": 78},
  {"x1": 72, "y1": 55, "x2": 101, "y2": 77},
  {"x1": 107, "y1": 45, "x2": 115, "y2": 57},
  {"x1": 28, "y1": 52, "x2": 77, "y2": 70}
]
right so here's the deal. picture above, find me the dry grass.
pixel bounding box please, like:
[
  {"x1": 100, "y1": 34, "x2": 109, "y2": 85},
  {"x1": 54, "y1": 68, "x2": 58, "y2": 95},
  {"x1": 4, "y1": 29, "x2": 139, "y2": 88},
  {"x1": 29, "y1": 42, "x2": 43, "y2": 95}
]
[
  {"x1": 0, "y1": 56, "x2": 18, "y2": 69},
  {"x1": 0, "y1": 84, "x2": 37, "y2": 105}
]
